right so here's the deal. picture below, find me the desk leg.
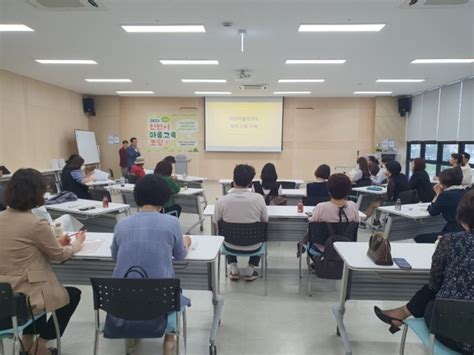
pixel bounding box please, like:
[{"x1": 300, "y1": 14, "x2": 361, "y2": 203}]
[
  {"x1": 209, "y1": 259, "x2": 224, "y2": 354},
  {"x1": 383, "y1": 215, "x2": 393, "y2": 239},
  {"x1": 356, "y1": 194, "x2": 363, "y2": 210},
  {"x1": 332, "y1": 265, "x2": 352, "y2": 355}
]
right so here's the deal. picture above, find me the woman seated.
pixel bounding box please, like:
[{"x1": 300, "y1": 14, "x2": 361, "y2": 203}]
[
  {"x1": 409, "y1": 158, "x2": 435, "y2": 203},
  {"x1": 298, "y1": 174, "x2": 360, "y2": 255},
  {"x1": 252, "y1": 163, "x2": 282, "y2": 204},
  {"x1": 350, "y1": 157, "x2": 371, "y2": 186},
  {"x1": 371, "y1": 157, "x2": 391, "y2": 185},
  {"x1": 130, "y1": 156, "x2": 146, "y2": 179},
  {"x1": 306, "y1": 164, "x2": 330, "y2": 205},
  {"x1": 368, "y1": 156, "x2": 380, "y2": 178},
  {"x1": 374, "y1": 189, "x2": 474, "y2": 354},
  {"x1": 111, "y1": 174, "x2": 191, "y2": 355},
  {"x1": 61, "y1": 154, "x2": 94, "y2": 199},
  {"x1": 154, "y1": 160, "x2": 182, "y2": 217},
  {"x1": 461, "y1": 152, "x2": 472, "y2": 187},
  {"x1": 0, "y1": 168, "x2": 86, "y2": 355},
  {"x1": 415, "y1": 168, "x2": 466, "y2": 243},
  {"x1": 365, "y1": 160, "x2": 410, "y2": 221}
]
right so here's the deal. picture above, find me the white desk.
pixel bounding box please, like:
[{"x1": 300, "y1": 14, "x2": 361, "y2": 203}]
[
  {"x1": 204, "y1": 205, "x2": 366, "y2": 242},
  {"x1": 333, "y1": 242, "x2": 433, "y2": 355},
  {"x1": 280, "y1": 189, "x2": 306, "y2": 205},
  {"x1": 52, "y1": 233, "x2": 224, "y2": 354},
  {"x1": 1, "y1": 168, "x2": 63, "y2": 192},
  {"x1": 86, "y1": 179, "x2": 116, "y2": 187},
  {"x1": 45, "y1": 199, "x2": 131, "y2": 232},
  {"x1": 218, "y1": 179, "x2": 305, "y2": 195},
  {"x1": 377, "y1": 203, "x2": 446, "y2": 241},
  {"x1": 351, "y1": 186, "x2": 387, "y2": 209},
  {"x1": 106, "y1": 184, "x2": 208, "y2": 232}
]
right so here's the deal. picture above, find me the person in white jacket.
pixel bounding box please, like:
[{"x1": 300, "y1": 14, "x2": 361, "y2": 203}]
[{"x1": 461, "y1": 152, "x2": 472, "y2": 187}]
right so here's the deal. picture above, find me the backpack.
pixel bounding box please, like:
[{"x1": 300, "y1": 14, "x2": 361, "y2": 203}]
[{"x1": 311, "y1": 207, "x2": 358, "y2": 279}]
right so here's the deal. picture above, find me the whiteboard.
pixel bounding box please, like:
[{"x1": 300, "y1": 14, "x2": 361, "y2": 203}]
[{"x1": 75, "y1": 130, "x2": 100, "y2": 164}]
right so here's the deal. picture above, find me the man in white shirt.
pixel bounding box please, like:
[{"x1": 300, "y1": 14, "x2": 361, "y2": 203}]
[
  {"x1": 461, "y1": 152, "x2": 472, "y2": 187},
  {"x1": 214, "y1": 164, "x2": 269, "y2": 281}
]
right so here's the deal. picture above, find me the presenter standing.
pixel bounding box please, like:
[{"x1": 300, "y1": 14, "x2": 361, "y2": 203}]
[{"x1": 126, "y1": 137, "x2": 141, "y2": 169}]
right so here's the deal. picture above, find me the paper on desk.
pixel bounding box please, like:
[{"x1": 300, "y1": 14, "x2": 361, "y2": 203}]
[
  {"x1": 92, "y1": 169, "x2": 109, "y2": 181},
  {"x1": 190, "y1": 236, "x2": 199, "y2": 250},
  {"x1": 54, "y1": 214, "x2": 83, "y2": 232},
  {"x1": 75, "y1": 239, "x2": 105, "y2": 255}
]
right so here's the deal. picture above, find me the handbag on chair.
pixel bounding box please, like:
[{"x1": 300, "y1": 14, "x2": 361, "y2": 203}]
[{"x1": 367, "y1": 232, "x2": 393, "y2": 266}]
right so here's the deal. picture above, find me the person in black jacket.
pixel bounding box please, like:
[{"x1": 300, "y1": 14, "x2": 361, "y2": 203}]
[
  {"x1": 409, "y1": 158, "x2": 435, "y2": 203},
  {"x1": 415, "y1": 168, "x2": 466, "y2": 243},
  {"x1": 253, "y1": 163, "x2": 281, "y2": 204},
  {"x1": 61, "y1": 155, "x2": 93, "y2": 200},
  {"x1": 365, "y1": 161, "x2": 409, "y2": 221},
  {"x1": 306, "y1": 164, "x2": 331, "y2": 204}
]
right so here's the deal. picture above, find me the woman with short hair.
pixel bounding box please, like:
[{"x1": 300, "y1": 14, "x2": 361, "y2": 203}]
[
  {"x1": 306, "y1": 164, "x2": 331, "y2": 203},
  {"x1": 154, "y1": 160, "x2": 182, "y2": 216},
  {"x1": 111, "y1": 174, "x2": 191, "y2": 355},
  {"x1": 0, "y1": 168, "x2": 85, "y2": 355}
]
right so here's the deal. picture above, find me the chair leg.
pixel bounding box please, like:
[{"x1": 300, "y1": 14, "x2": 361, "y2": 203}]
[
  {"x1": 11, "y1": 316, "x2": 19, "y2": 355},
  {"x1": 93, "y1": 310, "x2": 100, "y2": 355},
  {"x1": 176, "y1": 312, "x2": 181, "y2": 355},
  {"x1": 307, "y1": 255, "x2": 312, "y2": 297},
  {"x1": 0, "y1": 339, "x2": 4, "y2": 355},
  {"x1": 260, "y1": 258, "x2": 264, "y2": 278},
  {"x1": 52, "y1": 311, "x2": 61, "y2": 355},
  {"x1": 298, "y1": 244, "x2": 302, "y2": 279},
  {"x1": 399, "y1": 324, "x2": 408, "y2": 355},
  {"x1": 182, "y1": 310, "x2": 187, "y2": 355},
  {"x1": 264, "y1": 254, "x2": 268, "y2": 296},
  {"x1": 224, "y1": 258, "x2": 228, "y2": 278}
]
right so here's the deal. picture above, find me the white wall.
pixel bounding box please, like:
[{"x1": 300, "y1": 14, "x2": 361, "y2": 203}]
[{"x1": 407, "y1": 77, "x2": 474, "y2": 142}]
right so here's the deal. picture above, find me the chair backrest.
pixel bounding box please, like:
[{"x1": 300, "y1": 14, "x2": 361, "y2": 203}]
[
  {"x1": 399, "y1": 189, "x2": 418, "y2": 204},
  {"x1": 355, "y1": 177, "x2": 372, "y2": 187},
  {"x1": 121, "y1": 191, "x2": 138, "y2": 208},
  {"x1": 90, "y1": 189, "x2": 113, "y2": 203},
  {"x1": 108, "y1": 169, "x2": 115, "y2": 180},
  {"x1": 303, "y1": 195, "x2": 330, "y2": 206},
  {"x1": 279, "y1": 181, "x2": 296, "y2": 189},
  {"x1": 308, "y1": 221, "x2": 359, "y2": 246},
  {"x1": 429, "y1": 298, "x2": 474, "y2": 346},
  {"x1": 0, "y1": 283, "x2": 16, "y2": 320},
  {"x1": 90, "y1": 278, "x2": 180, "y2": 321},
  {"x1": 127, "y1": 174, "x2": 138, "y2": 184},
  {"x1": 217, "y1": 221, "x2": 268, "y2": 246}
]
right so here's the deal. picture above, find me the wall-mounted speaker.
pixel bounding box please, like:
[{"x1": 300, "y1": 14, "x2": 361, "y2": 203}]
[
  {"x1": 398, "y1": 97, "x2": 411, "y2": 117},
  {"x1": 82, "y1": 98, "x2": 96, "y2": 116}
]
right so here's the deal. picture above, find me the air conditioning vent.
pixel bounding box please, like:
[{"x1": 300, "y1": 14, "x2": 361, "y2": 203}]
[
  {"x1": 239, "y1": 84, "x2": 269, "y2": 91},
  {"x1": 26, "y1": 0, "x2": 106, "y2": 10}
]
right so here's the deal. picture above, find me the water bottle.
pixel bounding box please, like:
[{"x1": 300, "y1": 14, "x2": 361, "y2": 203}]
[
  {"x1": 183, "y1": 183, "x2": 188, "y2": 191},
  {"x1": 297, "y1": 200, "x2": 304, "y2": 213},
  {"x1": 102, "y1": 195, "x2": 109, "y2": 208},
  {"x1": 395, "y1": 198, "x2": 402, "y2": 211},
  {"x1": 120, "y1": 176, "x2": 125, "y2": 187}
]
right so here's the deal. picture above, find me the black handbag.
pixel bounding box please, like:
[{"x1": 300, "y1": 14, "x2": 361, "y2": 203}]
[{"x1": 103, "y1": 266, "x2": 168, "y2": 339}]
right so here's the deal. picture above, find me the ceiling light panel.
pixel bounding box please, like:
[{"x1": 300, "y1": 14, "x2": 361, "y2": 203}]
[
  {"x1": 122, "y1": 25, "x2": 205, "y2": 33},
  {"x1": 299, "y1": 24, "x2": 385, "y2": 32}
]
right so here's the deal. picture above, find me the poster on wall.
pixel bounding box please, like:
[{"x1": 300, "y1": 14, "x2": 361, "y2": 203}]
[{"x1": 147, "y1": 113, "x2": 199, "y2": 152}]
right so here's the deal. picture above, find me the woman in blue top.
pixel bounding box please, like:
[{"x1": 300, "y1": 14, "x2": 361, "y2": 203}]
[
  {"x1": 306, "y1": 164, "x2": 331, "y2": 205},
  {"x1": 111, "y1": 174, "x2": 191, "y2": 355}
]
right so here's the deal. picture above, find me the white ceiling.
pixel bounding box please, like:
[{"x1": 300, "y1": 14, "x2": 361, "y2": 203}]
[{"x1": 0, "y1": 0, "x2": 473, "y2": 97}]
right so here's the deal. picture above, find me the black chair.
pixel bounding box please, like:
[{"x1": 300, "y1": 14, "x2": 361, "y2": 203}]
[
  {"x1": 303, "y1": 195, "x2": 330, "y2": 206},
  {"x1": 217, "y1": 221, "x2": 268, "y2": 295},
  {"x1": 355, "y1": 177, "x2": 372, "y2": 187},
  {"x1": 121, "y1": 191, "x2": 139, "y2": 211},
  {"x1": 90, "y1": 189, "x2": 113, "y2": 203},
  {"x1": 0, "y1": 283, "x2": 61, "y2": 355},
  {"x1": 399, "y1": 190, "x2": 418, "y2": 204},
  {"x1": 279, "y1": 181, "x2": 297, "y2": 189},
  {"x1": 399, "y1": 299, "x2": 474, "y2": 355},
  {"x1": 299, "y1": 221, "x2": 358, "y2": 296},
  {"x1": 127, "y1": 174, "x2": 138, "y2": 184},
  {"x1": 90, "y1": 278, "x2": 186, "y2": 355}
]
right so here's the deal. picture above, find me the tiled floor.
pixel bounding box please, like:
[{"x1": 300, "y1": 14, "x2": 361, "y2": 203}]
[{"x1": 4, "y1": 181, "x2": 427, "y2": 354}]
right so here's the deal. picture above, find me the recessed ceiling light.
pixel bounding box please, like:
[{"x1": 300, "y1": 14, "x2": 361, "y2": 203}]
[
  {"x1": 121, "y1": 25, "x2": 205, "y2": 33},
  {"x1": 116, "y1": 91, "x2": 154, "y2": 95},
  {"x1": 0, "y1": 24, "x2": 34, "y2": 32},
  {"x1": 35, "y1": 59, "x2": 97, "y2": 64},
  {"x1": 160, "y1": 60, "x2": 219, "y2": 65},
  {"x1": 299, "y1": 24, "x2": 385, "y2": 32},
  {"x1": 194, "y1": 91, "x2": 231, "y2": 95},
  {"x1": 354, "y1": 91, "x2": 393, "y2": 95},
  {"x1": 376, "y1": 79, "x2": 425, "y2": 83},
  {"x1": 278, "y1": 79, "x2": 325, "y2": 83},
  {"x1": 182, "y1": 79, "x2": 227, "y2": 83},
  {"x1": 285, "y1": 59, "x2": 346, "y2": 64},
  {"x1": 411, "y1": 59, "x2": 474, "y2": 64},
  {"x1": 273, "y1": 91, "x2": 311, "y2": 95},
  {"x1": 86, "y1": 79, "x2": 132, "y2": 83}
]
